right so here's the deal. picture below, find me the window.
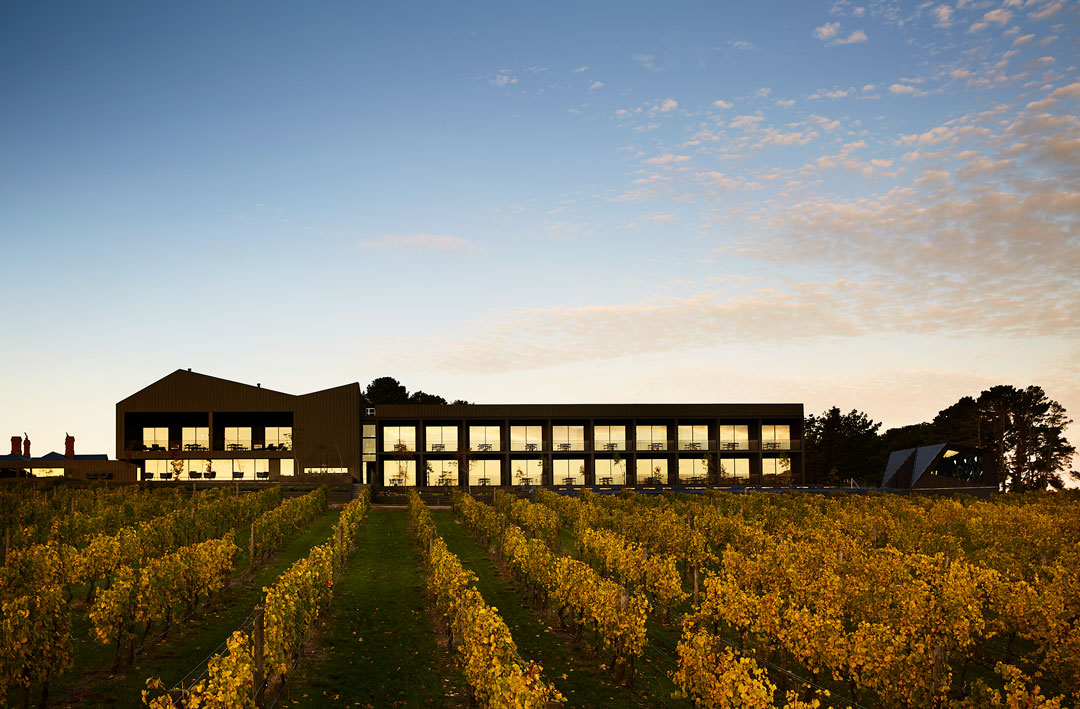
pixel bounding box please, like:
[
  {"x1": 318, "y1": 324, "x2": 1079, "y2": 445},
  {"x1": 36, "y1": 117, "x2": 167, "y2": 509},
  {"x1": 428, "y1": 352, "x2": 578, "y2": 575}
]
[
  {"x1": 143, "y1": 427, "x2": 168, "y2": 450},
  {"x1": 717, "y1": 457, "x2": 750, "y2": 482},
  {"x1": 383, "y1": 460, "x2": 416, "y2": 486},
  {"x1": 181, "y1": 427, "x2": 209, "y2": 450},
  {"x1": 383, "y1": 426, "x2": 416, "y2": 452},
  {"x1": 145, "y1": 459, "x2": 169, "y2": 479},
  {"x1": 304, "y1": 466, "x2": 349, "y2": 475},
  {"x1": 553, "y1": 458, "x2": 586, "y2": 486},
  {"x1": 469, "y1": 459, "x2": 501, "y2": 486},
  {"x1": 595, "y1": 458, "x2": 627, "y2": 485},
  {"x1": 510, "y1": 425, "x2": 543, "y2": 451},
  {"x1": 761, "y1": 425, "x2": 791, "y2": 450},
  {"x1": 678, "y1": 425, "x2": 708, "y2": 451},
  {"x1": 32, "y1": 468, "x2": 64, "y2": 477},
  {"x1": 425, "y1": 426, "x2": 458, "y2": 452},
  {"x1": 255, "y1": 459, "x2": 271, "y2": 480},
  {"x1": 426, "y1": 460, "x2": 458, "y2": 486},
  {"x1": 469, "y1": 425, "x2": 501, "y2": 452},
  {"x1": 635, "y1": 425, "x2": 667, "y2": 451},
  {"x1": 594, "y1": 425, "x2": 626, "y2": 452},
  {"x1": 510, "y1": 458, "x2": 544, "y2": 486},
  {"x1": 280, "y1": 459, "x2": 295, "y2": 476},
  {"x1": 552, "y1": 425, "x2": 585, "y2": 451},
  {"x1": 678, "y1": 458, "x2": 709, "y2": 482},
  {"x1": 762, "y1": 456, "x2": 793, "y2": 484},
  {"x1": 718, "y1": 425, "x2": 750, "y2": 451},
  {"x1": 232, "y1": 459, "x2": 255, "y2": 480},
  {"x1": 636, "y1": 458, "x2": 668, "y2": 483},
  {"x1": 265, "y1": 427, "x2": 292, "y2": 450},
  {"x1": 225, "y1": 427, "x2": 252, "y2": 450}
]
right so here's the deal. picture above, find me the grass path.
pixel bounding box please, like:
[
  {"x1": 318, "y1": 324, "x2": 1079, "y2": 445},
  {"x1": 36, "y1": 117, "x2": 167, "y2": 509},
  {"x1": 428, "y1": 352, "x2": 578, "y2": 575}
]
[
  {"x1": 281, "y1": 508, "x2": 468, "y2": 708},
  {"x1": 50, "y1": 508, "x2": 341, "y2": 708},
  {"x1": 432, "y1": 508, "x2": 679, "y2": 708}
]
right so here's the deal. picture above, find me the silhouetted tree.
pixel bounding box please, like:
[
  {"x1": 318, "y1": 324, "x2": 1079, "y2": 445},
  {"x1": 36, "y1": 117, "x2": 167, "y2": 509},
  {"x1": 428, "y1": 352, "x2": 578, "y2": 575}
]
[
  {"x1": 804, "y1": 407, "x2": 885, "y2": 486},
  {"x1": 409, "y1": 390, "x2": 448, "y2": 405},
  {"x1": 365, "y1": 377, "x2": 410, "y2": 405}
]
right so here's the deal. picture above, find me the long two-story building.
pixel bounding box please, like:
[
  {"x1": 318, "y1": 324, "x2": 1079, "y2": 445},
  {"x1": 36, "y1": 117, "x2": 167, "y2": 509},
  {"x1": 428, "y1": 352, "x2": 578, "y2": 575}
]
[{"x1": 117, "y1": 369, "x2": 805, "y2": 488}]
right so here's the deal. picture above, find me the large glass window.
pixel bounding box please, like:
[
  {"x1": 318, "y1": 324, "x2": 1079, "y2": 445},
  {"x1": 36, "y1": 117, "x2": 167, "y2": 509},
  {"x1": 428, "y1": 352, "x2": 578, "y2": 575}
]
[
  {"x1": 425, "y1": 426, "x2": 459, "y2": 452},
  {"x1": 280, "y1": 459, "x2": 295, "y2": 476},
  {"x1": 678, "y1": 425, "x2": 708, "y2": 451},
  {"x1": 594, "y1": 458, "x2": 627, "y2": 485},
  {"x1": 552, "y1": 425, "x2": 585, "y2": 452},
  {"x1": 636, "y1": 425, "x2": 668, "y2": 451},
  {"x1": 553, "y1": 458, "x2": 586, "y2": 486},
  {"x1": 264, "y1": 427, "x2": 292, "y2": 450},
  {"x1": 225, "y1": 427, "x2": 252, "y2": 451},
  {"x1": 510, "y1": 425, "x2": 543, "y2": 452},
  {"x1": 678, "y1": 458, "x2": 709, "y2": 482},
  {"x1": 383, "y1": 460, "x2": 416, "y2": 486},
  {"x1": 145, "y1": 459, "x2": 169, "y2": 479},
  {"x1": 32, "y1": 468, "x2": 65, "y2": 477},
  {"x1": 232, "y1": 459, "x2": 255, "y2": 480},
  {"x1": 304, "y1": 466, "x2": 349, "y2": 475},
  {"x1": 363, "y1": 424, "x2": 376, "y2": 460},
  {"x1": 469, "y1": 459, "x2": 501, "y2": 486},
  {"x1": 383, "y1": 426, "x2": 416, "y2": 452},
  {"x1": 762, "y1": 456, "x2": 794, "y2": 484},
  {"x1": 181, "y1": 427, "x2": 209, "y2": 451},
  {"x1": 594, "y1": 425, "x2": 626, "y2": 452},
  {"x1": 426, "y1": 460, "x2": 458, "y2": 486},
  {"x1": 184, "y1": 458, "x2": 217, "y2": 480},
  {"x1": 761, "y1": 425, "x2": 792, "y2": 450},
  {"x1": 143, "y1": 427, "x2": 168, "y2": 450},
  {"x1": 469, "y1": 425, "x2": 501, "y2": 452},
  {"x1": 717, "y1": 457, "x2": 750, "y2": 482},
  {"x1": 636, "y1": 458, "x2": 668, "y2": 483},
  {"x1": 510, "y1": 458, "x2": 544, "y2": 485},
  {"x1": 719, "y1": 425, "x2": 750, "y2": 451}
]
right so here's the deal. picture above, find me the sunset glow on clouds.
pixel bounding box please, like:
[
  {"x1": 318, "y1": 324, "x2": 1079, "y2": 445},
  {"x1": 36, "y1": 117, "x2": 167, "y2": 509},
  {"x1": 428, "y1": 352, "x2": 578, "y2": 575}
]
[{"x1": 1, "y1": 0, "x2": 1077, "y2": 456}]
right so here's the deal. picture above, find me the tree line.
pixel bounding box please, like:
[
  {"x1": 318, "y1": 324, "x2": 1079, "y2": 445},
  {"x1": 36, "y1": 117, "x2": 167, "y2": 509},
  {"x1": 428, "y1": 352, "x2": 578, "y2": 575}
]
[{"x1": 805, "y1": 384, "x2": 1076, "y2": 491}]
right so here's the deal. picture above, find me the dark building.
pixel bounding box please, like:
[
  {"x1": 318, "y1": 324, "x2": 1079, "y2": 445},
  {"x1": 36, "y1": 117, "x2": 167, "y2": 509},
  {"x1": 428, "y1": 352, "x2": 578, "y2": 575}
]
[
  {"x1": 880, "y1": 443, "x2": 997, "y2": 491},
  {"x1": 1, "y1": 434, "x2": 137, "y2": 481},
  {"x1": 116, "y1": 369, "x2": 805, "y2": 488}
]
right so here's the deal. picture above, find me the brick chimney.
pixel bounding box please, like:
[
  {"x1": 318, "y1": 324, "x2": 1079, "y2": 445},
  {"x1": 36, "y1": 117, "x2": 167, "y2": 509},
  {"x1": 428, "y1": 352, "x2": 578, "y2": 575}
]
[
  {"x1": 65, "y1": 434, "x2": 75, "y2": 460},
  {"x1": 22, "y1": 435, "x2": 30, "y2": 458},
  {"x1": 10, "y1": 436, "x2": 19, "y2": 456}
]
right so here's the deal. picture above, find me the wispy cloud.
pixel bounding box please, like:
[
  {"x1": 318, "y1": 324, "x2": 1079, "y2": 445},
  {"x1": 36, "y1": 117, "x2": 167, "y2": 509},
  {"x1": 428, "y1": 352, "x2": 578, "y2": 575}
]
[
  {"x1": 490, "y1": 70, "x2": 517, "y2": 87},
  {"x1": 589, "y1": 80, "x2": 604, "y2": 90},
  {"x1": 572, "y1": 65, "x2": 589, "y2": 73},
  {"x1": 659, "y1": 98, "x2": 678, "y2": 112},
  {"x1": 633, "y1": 53, "x2": 659, "y2": 71}
]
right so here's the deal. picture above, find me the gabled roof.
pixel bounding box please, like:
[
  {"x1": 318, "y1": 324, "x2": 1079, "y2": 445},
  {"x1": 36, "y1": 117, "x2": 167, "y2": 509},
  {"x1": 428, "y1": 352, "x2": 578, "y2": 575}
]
[
  {"x1": 118, "y1": 369, "x2": 292, "y2": 405},
  {"x1": 910, "y1": 443, "x2": 948, "y2": 487},
  {"x1": 881, "y1": 448, "x2": 916, "y2": 487}
]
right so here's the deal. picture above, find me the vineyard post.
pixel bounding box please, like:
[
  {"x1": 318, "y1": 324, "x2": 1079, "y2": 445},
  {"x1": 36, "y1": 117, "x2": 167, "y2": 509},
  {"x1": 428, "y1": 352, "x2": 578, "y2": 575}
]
[
  {"x1": 253, "y1": 607, "x2": 266, "y2": 708},
  {"x1": 693, "y1": 565, "x2": 699, "y2": 606},
  {"x1": 249, "y1": 522, "x2": 256, "y2": 573}
]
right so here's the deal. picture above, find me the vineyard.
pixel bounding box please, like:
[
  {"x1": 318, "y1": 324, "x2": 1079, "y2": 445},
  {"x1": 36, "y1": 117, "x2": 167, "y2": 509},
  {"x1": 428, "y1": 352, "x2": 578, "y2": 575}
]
[{"x1": 1, "y1": 484, "x2": 1078, "y2": 707}]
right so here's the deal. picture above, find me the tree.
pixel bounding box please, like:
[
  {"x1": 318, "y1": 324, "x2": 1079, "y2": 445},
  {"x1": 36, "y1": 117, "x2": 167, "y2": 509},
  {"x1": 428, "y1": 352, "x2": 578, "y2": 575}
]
[
  {"x1": 803, "y1": 407, "x2": 885, "y2": 486},
  {"x1": 364, "y1": 377, "x2": 410, "y2": 405},
  {"x1": 408, "y1": 390, "x2": 448, "y2": 405},
  {"x1": 934, "y1": 385, "x2": 1076, "y2": 492}
]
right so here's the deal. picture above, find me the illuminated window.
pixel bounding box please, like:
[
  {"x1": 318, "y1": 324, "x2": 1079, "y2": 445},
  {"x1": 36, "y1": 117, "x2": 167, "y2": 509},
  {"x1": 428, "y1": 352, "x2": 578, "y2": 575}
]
[
  {"x1": 280, "y1": 459, "x2": 295, "y2": 476},
  {"x1": 678, "y1": 458, "x2": 708, "y2": 482},
  {"x1": 552, "y1": 425, "x2": 585, "y2": 451},
  {"x1": 469, "y1": 425, "x2": 501, "y2": 452},
  {"x1": 143, "y1": 427, "x2": 168, "y2": 449},
  {"x1": 383, "y1": 426, "x2": 416, "y2": 452},
  {"x1": 594, "y1": 425, "x2": 626, "y2": 451},
  {"x1": 363, "y1": 424, "x2": 377, "y2": 460},
  {"x1": 232, "y1": 459, "x2": 255, "y2": 480},
  {"x1": 594, "y1": 458, "x2": 627, "y2": 485},
  {"x1": 510, "y1": 458, "x2": 544, "y2": 486},
  {"x1": 383, "y1": 460, "x2": 416, "y2": 486},
  {"x1": 718, "y1": 425, "x2": 750, "y2": 451},
  {"x1": 469, "y1": 459, "x2": 501, "y2": 486},
  {"x1": 553, "y1": 458, "x2": 586, "y2": 486},
  {"x1": 678, "y1": 425, "x2": 708, "y2": 450},
  {"x1": 762, "y1": 456, "x2": 793, "y2": 484},
  {"x1": 304, "y1": 466, "x2": 349, "y2": 475},
  {"x1": 717, "y1": 457, "x2": 750, "y2": 482},
  {"x1": 635, "y1": 425, "x2": 667, "y2": 451},
  {"x1": 145, "y1": 459, "x2": 169, "y2": 479},
  {"x1": 510, "y1": 425, "x2": 543, "y2": 452},
  {"x1": 426, "y1": 460, "x2": 458, "y2": 486},
  {"x1": 265, "y1": 427, "x2": 292, "y2": 450},
  {"x1": 225, "y1": 427, "x2": 252, "y2": 450},
  {"x1": 425, "y1": 426, "x2": 458, "y2": 452},
  {"x1": 32, "y1": 468, "x2": 64, "y2": 477},
  {"x1": 181, "y1": 427, "x2": 209, "y2": 450},
  {"x1": 636, "y1": 458, "x2": 668, "y2": 483},
  {"x1": 761, "y1": 425, "x2": 791, "y2": 450}
]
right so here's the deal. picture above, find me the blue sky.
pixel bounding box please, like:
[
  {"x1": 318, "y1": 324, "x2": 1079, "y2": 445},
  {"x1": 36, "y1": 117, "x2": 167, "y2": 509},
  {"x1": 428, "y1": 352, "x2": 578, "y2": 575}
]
[{"x1": 2, "y1": 0, "x2": 1077, "y2": 459}]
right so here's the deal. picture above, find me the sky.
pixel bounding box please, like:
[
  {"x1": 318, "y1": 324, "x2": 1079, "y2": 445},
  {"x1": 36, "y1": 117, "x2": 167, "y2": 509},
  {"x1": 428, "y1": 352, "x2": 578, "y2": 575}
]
[{"x1": 1, "y1": 0, "x2": 1077, "y2": 460}]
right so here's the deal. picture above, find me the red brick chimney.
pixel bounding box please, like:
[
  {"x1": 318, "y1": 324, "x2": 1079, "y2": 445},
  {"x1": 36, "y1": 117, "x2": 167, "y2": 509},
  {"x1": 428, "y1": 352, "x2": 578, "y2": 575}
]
[
  {"x1": 22, "y1": 435, "x2": 30, "y2": 458},
  {"x1": 65, "y1": 434, "x2": 75, "y2": 460},
  {"x1": 10, "y1": 436, "x2": 19, "y2": 456}
]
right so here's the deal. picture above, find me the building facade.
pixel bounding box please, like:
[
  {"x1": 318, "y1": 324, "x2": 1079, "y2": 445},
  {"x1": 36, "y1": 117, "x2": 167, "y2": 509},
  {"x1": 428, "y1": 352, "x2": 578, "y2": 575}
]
[{"x1": 117, "y1": 370, "x2": 805, "y2": 488}]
